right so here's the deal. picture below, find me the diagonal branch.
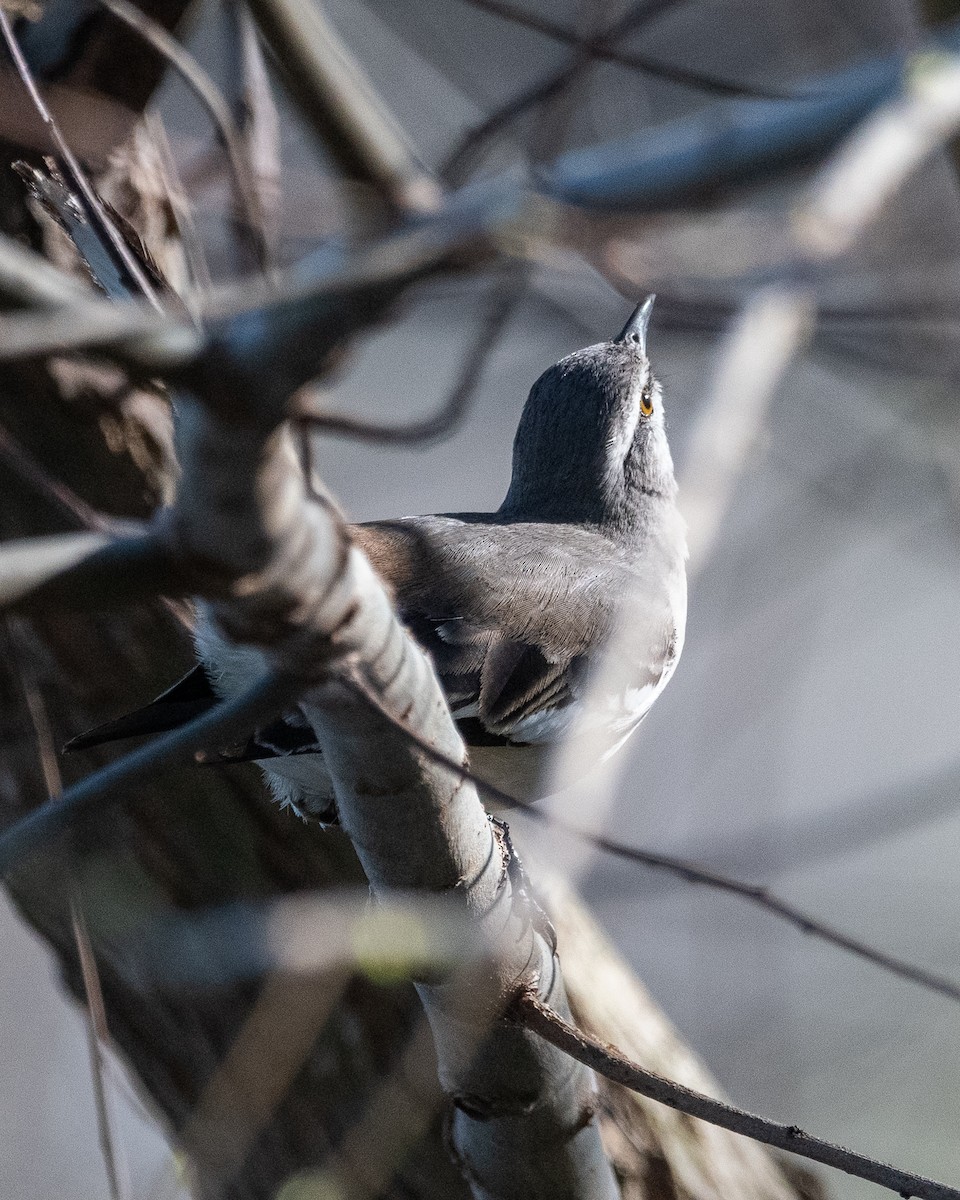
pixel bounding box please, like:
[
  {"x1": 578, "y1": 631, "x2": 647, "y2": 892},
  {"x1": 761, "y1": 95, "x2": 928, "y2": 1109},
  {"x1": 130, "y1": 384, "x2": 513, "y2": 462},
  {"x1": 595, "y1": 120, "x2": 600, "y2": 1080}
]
[
  {"x1": 515, "y1": 990, "x2": 960, "y2": 1200},
  {"x1": 0, "y1": 671, "x2": 301, "y2": 875},
  {"x1": 292, "y1": 264, "x2": 526, "y2": 444},
  {"x1": 0, "y1": 530, "x2": 179, "y2": 613},
  {"x1": 340, "y1": 673, "x2": 960, "y2": 1008},
  {"x1": 246, "y1": 0, "x2": 440, "y2": 217}
]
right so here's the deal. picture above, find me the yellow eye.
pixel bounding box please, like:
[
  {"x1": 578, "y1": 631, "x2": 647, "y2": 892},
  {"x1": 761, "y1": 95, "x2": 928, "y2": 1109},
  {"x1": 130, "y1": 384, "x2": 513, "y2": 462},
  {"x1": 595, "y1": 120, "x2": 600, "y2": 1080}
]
[{"x1": 640, "y1": 386, "x2": 654, "y2": 417}]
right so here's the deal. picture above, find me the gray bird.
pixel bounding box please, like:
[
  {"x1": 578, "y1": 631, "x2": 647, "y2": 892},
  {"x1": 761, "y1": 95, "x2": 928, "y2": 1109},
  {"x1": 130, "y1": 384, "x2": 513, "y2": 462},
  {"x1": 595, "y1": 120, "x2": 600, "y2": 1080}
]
[{"x1": 67, "y1": 297, "x2": 687, "y2": 822}]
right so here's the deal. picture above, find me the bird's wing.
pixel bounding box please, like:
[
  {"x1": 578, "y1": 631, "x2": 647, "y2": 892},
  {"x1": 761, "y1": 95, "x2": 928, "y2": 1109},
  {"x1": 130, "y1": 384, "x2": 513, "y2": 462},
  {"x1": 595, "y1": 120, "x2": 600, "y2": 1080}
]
[
  {"x1": 65, "y1": 513, "x2": 682, "y2": 758},
  {"x1": 354, "y1": 515, "x2": 682, "y2": 744}
]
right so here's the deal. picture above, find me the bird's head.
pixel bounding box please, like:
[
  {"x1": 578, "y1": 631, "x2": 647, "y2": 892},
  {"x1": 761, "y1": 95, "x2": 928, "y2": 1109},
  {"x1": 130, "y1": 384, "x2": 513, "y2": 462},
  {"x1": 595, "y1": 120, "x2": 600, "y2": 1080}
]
[{"x1": 501, "y1": 296, "x2": 677, "y2": 531}]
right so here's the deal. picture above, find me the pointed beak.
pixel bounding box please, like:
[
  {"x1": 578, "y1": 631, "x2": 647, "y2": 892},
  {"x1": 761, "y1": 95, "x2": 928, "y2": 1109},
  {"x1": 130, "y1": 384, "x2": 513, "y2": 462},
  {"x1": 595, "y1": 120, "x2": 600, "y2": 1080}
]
[{"x1": 614, "y1": 294, "x2": 656, "y2": 353}]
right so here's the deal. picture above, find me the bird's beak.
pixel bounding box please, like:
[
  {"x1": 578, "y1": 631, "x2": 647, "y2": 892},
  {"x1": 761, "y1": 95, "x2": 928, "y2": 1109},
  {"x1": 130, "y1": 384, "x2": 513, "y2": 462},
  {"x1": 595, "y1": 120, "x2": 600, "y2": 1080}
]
[{"x1": 614, "y1": 294, "x2": 656, "y2": 354}]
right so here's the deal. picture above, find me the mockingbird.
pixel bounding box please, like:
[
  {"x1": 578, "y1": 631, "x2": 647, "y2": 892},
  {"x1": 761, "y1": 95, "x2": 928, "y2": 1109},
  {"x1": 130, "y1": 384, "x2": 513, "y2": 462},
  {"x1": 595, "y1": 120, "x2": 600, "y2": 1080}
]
[{"x1": 68, "y1": 296, "x2": 688, "y2": 822}]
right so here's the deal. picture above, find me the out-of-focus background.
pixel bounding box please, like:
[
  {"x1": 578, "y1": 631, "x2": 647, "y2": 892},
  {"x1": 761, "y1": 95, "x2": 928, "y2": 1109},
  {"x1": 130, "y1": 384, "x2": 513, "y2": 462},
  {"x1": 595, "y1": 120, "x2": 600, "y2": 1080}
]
[{"x1": 2, "y1": 2, "x2": 960, "y2": 1198}]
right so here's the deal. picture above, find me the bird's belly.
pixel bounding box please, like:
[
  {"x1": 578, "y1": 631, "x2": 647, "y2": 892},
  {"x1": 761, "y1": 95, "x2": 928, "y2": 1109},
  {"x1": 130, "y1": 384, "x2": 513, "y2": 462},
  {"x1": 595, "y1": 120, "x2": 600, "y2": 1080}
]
[
  {"x1": 257, "y1": 753, "x2": 338, "y2": 822},
  {"x1": 466, "y1": 743, "x2": 552, "y2": 805}
]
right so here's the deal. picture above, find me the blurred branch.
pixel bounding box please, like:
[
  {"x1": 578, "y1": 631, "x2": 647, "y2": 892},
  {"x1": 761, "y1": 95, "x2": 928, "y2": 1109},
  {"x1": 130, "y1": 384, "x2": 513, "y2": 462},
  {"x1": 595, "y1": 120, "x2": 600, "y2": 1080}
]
[
  {"x1": 0, "y1": 223, "x2": 92, "y2": 309},
  {"x1": 3, "y1": 27, "x2": 960, "y2": 369},
  {"x1": 144, "y1": 111, "x2": 213, "y2": 295},
  {"x1": 245, "y1": 0, "x2": 440, "y2": 217},
  {"x1": 515, "y1": 990, "x2": 960, "y2": 1200},
  {"x1": 795, "y1": 55, "x2": 960, "y2": 259},
  {"x1": 93, "y1": 0, "x2": 271, "y2": 272},
  {"x1": 459, "y1": 0, "x2": 794, "y2": 99},
  {"x1": 441, "y1": 0, "x2": 682, "y2": 185},
  {"x1": 111, "y1": 890, "x2": 485, "y2": 986},
  {"x1": 292, "y1": 264, "x2": 525, "y2": 444},
  {"x1": 71, "y1": 903, "x2": 132, "y2": 1200},
  {"x1": 0, "y1": 178, "x2": 516, "y2": 366},
  {"x1": 226, "y1": 3, "x2": 282, "y2": 267},
  {"x1": 0, "y1": 7, "x2": 161, "y2": 306},
  {"x1": 541, "y1": 19, "x2": 960, "y2": 209},
  {"x1": 681, "y1": 287, "x2": 815, "y2": 566},
  {"x1": 0, "y1": 423, "x2": 117, "y2": 532},
  {"x1": 8, "y1": 628, "x2": 132, "y2": 1200},
  {"x1": 0, "y1": 530, "x2": 179, "y2": 613}
]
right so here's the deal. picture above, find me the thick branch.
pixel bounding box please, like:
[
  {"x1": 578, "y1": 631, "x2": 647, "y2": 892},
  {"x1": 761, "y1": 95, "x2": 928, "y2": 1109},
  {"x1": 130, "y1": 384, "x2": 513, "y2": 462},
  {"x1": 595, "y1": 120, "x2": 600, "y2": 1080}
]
[{"x1": 167, "y1": 393, "x2": 619, "y2": 1198}]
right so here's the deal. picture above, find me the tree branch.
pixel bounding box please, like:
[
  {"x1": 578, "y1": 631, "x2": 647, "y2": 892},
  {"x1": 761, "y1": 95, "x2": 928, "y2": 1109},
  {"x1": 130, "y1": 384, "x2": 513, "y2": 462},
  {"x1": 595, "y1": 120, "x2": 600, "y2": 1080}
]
[
  {"x1": 245, "y1": 0, "x2": 440, "y2": 217},
  {"x1": 459, "y1": 0, "x2": 795, "y2": 99},
  {"x1": 515, "y1": 990, "x2": 960, "y2": 1200},
  {"x1": 92, "y1": 0, "x2": 271, "y2": 272}
]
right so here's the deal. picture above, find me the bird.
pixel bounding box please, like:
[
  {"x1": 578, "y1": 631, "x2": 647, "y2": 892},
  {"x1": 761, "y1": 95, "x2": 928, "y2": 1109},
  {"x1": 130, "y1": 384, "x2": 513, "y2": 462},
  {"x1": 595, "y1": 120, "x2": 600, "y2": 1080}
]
[{"x1": 66, "y1": 296, "x2": 687, "y2": 824}]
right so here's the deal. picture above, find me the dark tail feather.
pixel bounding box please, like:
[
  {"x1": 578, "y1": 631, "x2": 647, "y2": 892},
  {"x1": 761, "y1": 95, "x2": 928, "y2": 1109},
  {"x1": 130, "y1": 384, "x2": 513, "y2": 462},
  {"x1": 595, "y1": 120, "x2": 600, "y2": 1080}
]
[{"x1": 64, "y1": 665, "x2": 218, "y2": 752}]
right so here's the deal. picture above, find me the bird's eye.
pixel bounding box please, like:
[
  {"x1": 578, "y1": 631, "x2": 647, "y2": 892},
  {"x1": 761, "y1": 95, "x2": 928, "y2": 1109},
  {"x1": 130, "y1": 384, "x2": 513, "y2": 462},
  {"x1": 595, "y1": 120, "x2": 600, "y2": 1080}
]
[{"x1": 640, "y1": 384, "x2": 654, "y2": 417}]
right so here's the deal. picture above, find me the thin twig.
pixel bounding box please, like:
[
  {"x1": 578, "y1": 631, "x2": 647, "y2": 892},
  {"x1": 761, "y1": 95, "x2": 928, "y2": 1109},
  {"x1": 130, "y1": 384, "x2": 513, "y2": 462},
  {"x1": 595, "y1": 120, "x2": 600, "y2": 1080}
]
[
  {"x1": 144, "y1": 111, "x2": 213, "y2": 297},
  {"x1": 92, "y1": 0, "x2": 270, "y2": 273},
  {"x1": 70, "y1": 903, "x2": 132, "y2": 1200},
  {"x1": 8, "y1": 623, "x2": 131, "y2": 1200},
  {"x1": 339, "y1": 672, "x2": 960, "y2": 1008},
  {"x1": 442, "y1": 0, "x2": 687, "y2": 185},
  {"x1": 459, "y1": 0, "x2": 795, "y2": 100},
  {"x1": 292, "y1": 265, "x2": 526, "y2": 445},
  {"x1": 515, "y1": 990, "x2": 960, "y2": 1200},
  {"x1": 0, "y1": 423, "x2": 118, "y2": 532},
  {"x1": 0, "y1": 6, "x2": 162, "y2": 308}
]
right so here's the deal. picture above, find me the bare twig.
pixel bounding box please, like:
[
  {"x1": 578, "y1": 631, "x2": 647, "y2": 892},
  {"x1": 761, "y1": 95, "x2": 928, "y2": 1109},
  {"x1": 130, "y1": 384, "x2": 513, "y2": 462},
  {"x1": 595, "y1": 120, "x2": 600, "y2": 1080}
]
[
  {"x1": 442, "y1": 0, "x2": 723, "y2": 185},
  {"x1": 293, "y1": 265, "x2": 526, "y2": 444},
  {"x1": 92, "y1": 0, "x2": 270, "y2": 272},
  {"x1": 228, "y1": 3, "x2": 282, "y2": 266},
  {"x1": 515, "y1": 990, "x2": 960, "y2": 1200},
  {"x1": 0, "y1": 178, "x2": 516, "y2": 366},
  {"x1": 71, "y1": 903, "x2": 132, "y2": 1200},
  {"x1": 459, "y1": 0, "x2": 794, "y2": 100},
  {"x1": 8, "y1": 624, "x2": 132, "y2": 1200},
  {"x1": 0, "y1": 423, "x2": 118, "y2": 532},
  {"x1": 144, "y1": 112, "x2": 213, "y2": 296},
  {"x1": 0, "y1": 6, "x2": 161, "y2": 307},
  {"x1": 340, "y1": 672, "x2": 960, "y2": 1008}
]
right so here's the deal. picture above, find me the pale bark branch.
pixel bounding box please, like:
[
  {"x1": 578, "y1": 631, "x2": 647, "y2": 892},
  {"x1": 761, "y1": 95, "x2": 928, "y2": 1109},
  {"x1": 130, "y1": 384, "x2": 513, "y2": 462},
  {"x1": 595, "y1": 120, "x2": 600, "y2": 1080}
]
[{"x1": 163, "y1": 383, "x2": 619, "y2": 1197}]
